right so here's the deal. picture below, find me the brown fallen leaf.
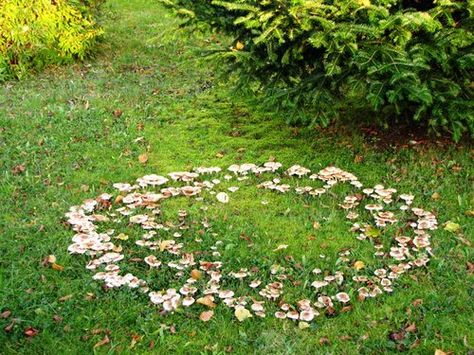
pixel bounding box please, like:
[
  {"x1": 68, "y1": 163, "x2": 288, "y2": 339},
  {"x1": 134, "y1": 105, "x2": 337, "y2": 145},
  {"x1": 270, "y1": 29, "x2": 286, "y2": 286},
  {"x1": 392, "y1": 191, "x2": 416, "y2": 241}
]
[
  {"x1": 389, "y1": 331, "x2": 405, "y2": 341},
  {"x1": 24, "y1": 327, "x2": 39, "y2": 337},
  {"x1": 405, "y1": 323, "x2": 417, "y2": 333},
  {"x1": 435, "y1": 350, "x2": 447, "y2": 355},
  {"x1": 11, "y1": 164, "x2": 25, "y2": 175},
  {"x1": 196, "y1": 296, "x2": 216, "y2": 308},
  {"x1": 113, "y1": 109, "x2": 123, "y2": 117},
  {"x1": 59, "y1": 294, "x2": 73, "y2": 302},
  {"x1": 1, "y1": 310, "x2": 11, "y2": 319},
  {"x1": 467, "y1": 262, "x2": 474, "y2": 275},
  {"x1": 354, "y1": 155, "x2": 364, "y2": 164},
  {"x1": 51, "y1": 263, "x2": 64, "y2": 271},
  {"x1": 94, "y1": 335, "x2": 110, "y2": 348},
  {"x1": 199, "y1": 310, "x2": 214, "y2": 322},
  {"x1": 53, "y1": 315, "x2": 63, "y2": 323},
  {"x1": 319, "y1": 336, "x2": 330, "y2": 346},
  {"x1": 138, "y1": 153, "x2": 148, "y2": 164},
  {"x1": 4, "y1": 322, "x2": 14, "y2": 333},
  {"x1": 412, "y1": 299, "x2": 423, "y2": 307}
]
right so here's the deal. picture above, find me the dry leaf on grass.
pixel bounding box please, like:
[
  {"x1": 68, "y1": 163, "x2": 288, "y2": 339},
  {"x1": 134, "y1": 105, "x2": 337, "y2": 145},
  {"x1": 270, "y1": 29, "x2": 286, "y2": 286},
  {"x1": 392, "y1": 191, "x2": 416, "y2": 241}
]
[
  {"x1": 138, "y1": 153, "x2": 148, "y2": 164},
  {"x1": 235, "y1": 307, "x2": 252, "y2": 322},
  {"x1": 199, "y1": 310, "x2": 214, "y2": 322}
]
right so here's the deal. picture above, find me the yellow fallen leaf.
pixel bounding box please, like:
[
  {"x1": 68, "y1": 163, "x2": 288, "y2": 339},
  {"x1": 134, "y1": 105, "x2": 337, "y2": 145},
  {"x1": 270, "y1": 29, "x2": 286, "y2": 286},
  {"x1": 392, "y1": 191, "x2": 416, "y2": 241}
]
[
  {"x1": 159, "y1": 240, "x2": 173, "y2": 252},
  {"x1": 199, "y1": 310, "x2": 214, "y2": 322},
  {"x1": 434, "y1": 350, "x2": 447, "y2": 355},
  {"x1": 138, "y1": 153, "x2": 148, "y2": 164},
  {"x1": 273, "y1": 244, "x2": 288, "y2": 252},
  {"x1": 235, "y1": 307, "x2": 252, "y2": 322},
  {"x1": 444, "y1": 221, "x2": 460, "y2": 233},
  {"x1": 298, "y1": 321, "x2": 310, "y2": 330},
  {"x1": 353, "y1": 260, "x2": 365, "y2": 271},
  {"x1": 47, "y1": 255, "x2": 56, "y2": 264},
  {"x1": 235, "y1": 41, "x2": 244, "y2": 50},
  {"x1": 191, "y1": 269, "x2": 202, "y2": 280},
  {"x1": 116, "y1": 233, "x2": 129, "y2": 241}
]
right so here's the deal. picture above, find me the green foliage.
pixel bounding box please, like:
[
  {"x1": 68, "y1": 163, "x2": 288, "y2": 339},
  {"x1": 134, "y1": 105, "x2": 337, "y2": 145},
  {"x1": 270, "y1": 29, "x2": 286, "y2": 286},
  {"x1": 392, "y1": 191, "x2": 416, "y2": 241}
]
[
  {"x1": 160, "y1": 0, "x2": 474, "y2": 140},
  {"x1": 0, "y1": 0, "x2": 103, "y2": 81}
]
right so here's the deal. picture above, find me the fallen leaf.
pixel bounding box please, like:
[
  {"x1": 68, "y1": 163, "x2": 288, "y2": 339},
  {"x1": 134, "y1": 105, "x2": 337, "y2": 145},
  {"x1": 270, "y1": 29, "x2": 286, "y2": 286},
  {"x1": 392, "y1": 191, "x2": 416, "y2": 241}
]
[
  {"x1": 298, "y1": 321, "x2": 310, "y2": 330},
  {"x1": 1, "y1": 310, "x2": 11, "y2": 319},
  {"x1": 435, "y1": 350, "x2": 447, "y2": 355},
  {"x1": 273, "y1": 244, "x2": 288, "y2": 252},
  {"x1": 138, "y1": 153, "x2": 148, "y2": 164},
  {"x1": 11, "y1": 164, "x2": 25, "y2": 175},
  {"x1": 59, "y1": 294, "x2": 73, "y2": 302},
  {"x1": 354, "y1": 155, "x2": 363, "y2": 164},
  {"x1": 51, "y1": 263, "x2": 64, "y2": 271},
  {"x1": 412, "y1": 299, "x2": 423, "y2": 307},
  {"x1": 431, "y1": 192, "x2": 441, "y2": 200},
  {"x1": 116, "y1": 233, "x2": 129, "y2": 241},
  {"x1": 353, "y1": 260, "x2": 365, "y2": 270},
  {"x1": 53, "y1": 315, "x2": 63, "y2": 323},
  {"x1": 129, "y1": 334, "x2": 142, "y2": 349},
  {"x1": 365, "y1": 226, "x2": 381, "y2": 238},
  {"x1": 46, "y1": 255, "x2": 56, "y2": 264},
  {"x1": 197, "y1": 297, "x2": 216, "y2": 308},
  {"x1": 235, "y1": 41, "x2": 244, "y2": 50},
  {"x1": 199, "y1": 310, "x2": 214, "y2": 322},
  {"x1": 313, "y1": 221, "x2": 321, "y2": 230},
  {"x1": 389, "y1": 331, "x2": 405, "y2": 341},
  {"x1": 4, "y1": 322, "x2": 14, "y2": 333},
  {"x1": 444, "y1": 221, "x2": 460, "y2": 233},
  {"x1": 405, "y1": 323, "x2": 417, "y2": 333},
  {"x1": 191, "y1": 269, "x2": 202, "y2": 280},
  {"x1": 113, "y1": 109, "x2": 123, "y2": 117},
  {"x1": 235, "y1": 307, "x2": 252, "y2": 322},
  {"x1": 94, "y1": 335, "x2": 110, "y2": 348},
  {"x1": 319, "y1": 336, "x2": 330, "y2": 346},
  {"x1": 466, "y1": 262, "x2": 474, "y2": 275},
  {"x1": 24, "y1": 327, "x2": 39, "y2": 337}
]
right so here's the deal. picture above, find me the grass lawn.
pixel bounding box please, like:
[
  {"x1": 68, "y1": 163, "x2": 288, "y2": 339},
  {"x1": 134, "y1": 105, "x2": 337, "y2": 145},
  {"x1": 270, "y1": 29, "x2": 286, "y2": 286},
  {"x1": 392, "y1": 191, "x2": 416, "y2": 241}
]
[{"x1": 0, "y1": 0, "x2": 473, "y2": 353}]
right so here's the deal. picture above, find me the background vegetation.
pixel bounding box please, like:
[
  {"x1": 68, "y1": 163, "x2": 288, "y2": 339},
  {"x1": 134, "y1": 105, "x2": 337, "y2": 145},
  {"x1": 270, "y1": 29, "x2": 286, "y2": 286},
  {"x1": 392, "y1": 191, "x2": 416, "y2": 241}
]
[
  {"x1": 0, "y1": 0, "x2": 103, "y2": 82},
  {"x1": 159, "y1": 0, "x2": 474, "y2": 141}
]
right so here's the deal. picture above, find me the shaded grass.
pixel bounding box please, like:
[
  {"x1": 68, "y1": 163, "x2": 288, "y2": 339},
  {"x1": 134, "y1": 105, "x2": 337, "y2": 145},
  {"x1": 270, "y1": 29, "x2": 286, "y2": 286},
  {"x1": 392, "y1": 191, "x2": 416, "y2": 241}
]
[{"x1": 0, "y1": 0, "x2": 473, "y2": 353}]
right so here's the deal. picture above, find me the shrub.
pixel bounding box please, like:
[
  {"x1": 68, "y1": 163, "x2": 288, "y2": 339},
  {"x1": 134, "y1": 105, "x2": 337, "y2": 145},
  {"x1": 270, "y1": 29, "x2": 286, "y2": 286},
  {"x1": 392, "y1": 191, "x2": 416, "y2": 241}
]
[
  {"x1": 0, "y1": 0, "x2": 103, "y2": 81},
  {"x1": 160, "y1": 0, "x2": 474, "y2": 140}
]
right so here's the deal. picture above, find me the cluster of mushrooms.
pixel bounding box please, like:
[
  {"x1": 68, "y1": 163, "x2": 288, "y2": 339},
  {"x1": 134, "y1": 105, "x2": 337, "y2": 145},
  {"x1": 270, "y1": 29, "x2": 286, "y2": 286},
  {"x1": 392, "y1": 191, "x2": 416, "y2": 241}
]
[{"x1": 66, "y1": 164, "x2": 437, "y2": 326}]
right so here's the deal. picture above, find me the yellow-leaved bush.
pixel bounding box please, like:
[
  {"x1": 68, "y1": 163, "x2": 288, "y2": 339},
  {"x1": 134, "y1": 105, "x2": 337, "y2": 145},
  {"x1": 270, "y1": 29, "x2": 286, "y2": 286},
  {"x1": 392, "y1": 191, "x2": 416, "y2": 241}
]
[{"x1": 0, "y1": 0, "x2": 103, "y2": 81}]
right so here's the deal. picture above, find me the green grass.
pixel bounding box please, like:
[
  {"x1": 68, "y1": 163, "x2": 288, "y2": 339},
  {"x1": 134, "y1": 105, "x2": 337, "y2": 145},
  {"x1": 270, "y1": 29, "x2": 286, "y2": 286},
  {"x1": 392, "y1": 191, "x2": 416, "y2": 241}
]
[{"x1": 0, "y1": 0, "x2": 473, "y2": 353}]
